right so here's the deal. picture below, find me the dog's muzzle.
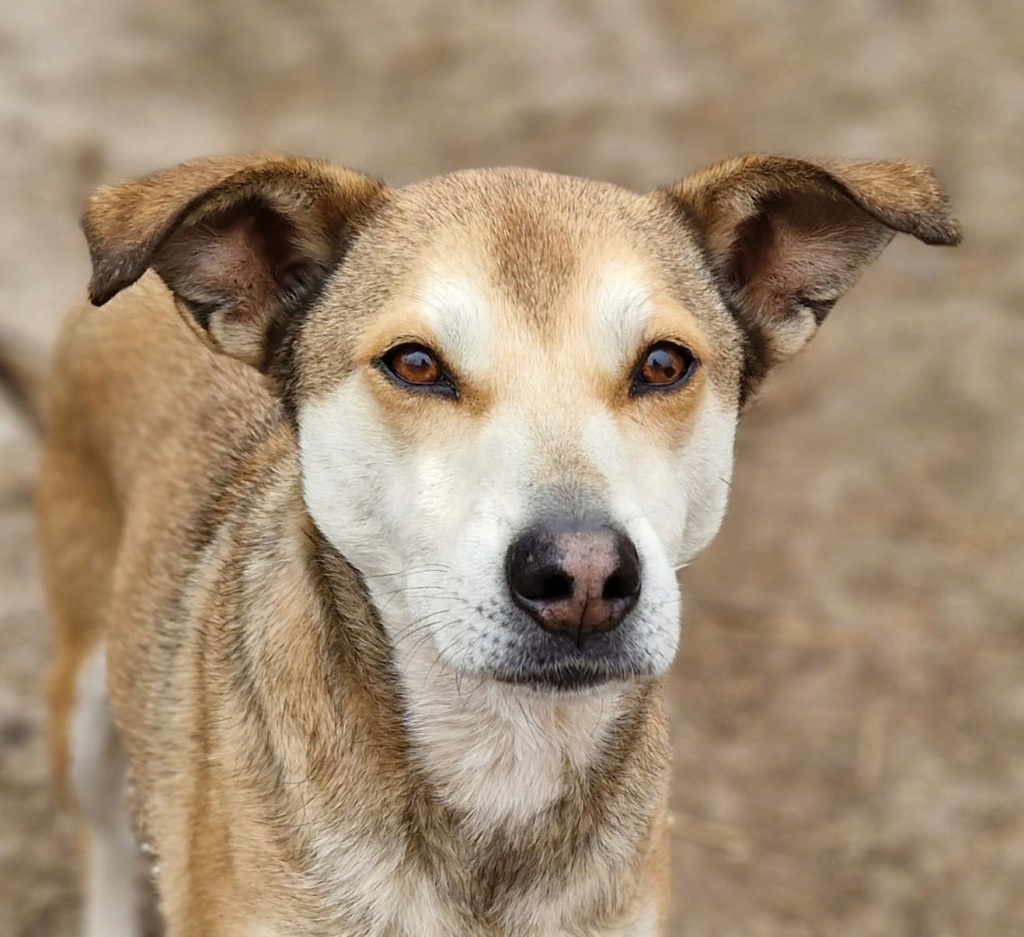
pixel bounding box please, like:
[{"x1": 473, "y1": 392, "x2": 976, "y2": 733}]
[{"x1": 497, "y1": 515, "x2": 649, "y2": 691}]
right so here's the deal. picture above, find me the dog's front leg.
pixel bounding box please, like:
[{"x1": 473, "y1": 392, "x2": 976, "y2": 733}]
[{"x1": 69, "y1": 646, "x2": 154, "y2": 937}]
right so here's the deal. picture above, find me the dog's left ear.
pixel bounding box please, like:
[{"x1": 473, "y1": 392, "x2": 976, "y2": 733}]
[
  {"x1": 83, "y1": 154, "x2": 388, "y2": 368},
  {"x1": 662, "y1": 155, "x2": 961, "y2": 401}
]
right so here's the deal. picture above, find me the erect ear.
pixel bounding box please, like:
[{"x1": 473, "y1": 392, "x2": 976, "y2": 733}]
[
  {"x1": 83, "y1": 154, "x2": 388, "y2": 368},
  {"x1": 662, "y1": 155, "x2": 961, "y2": 403}
]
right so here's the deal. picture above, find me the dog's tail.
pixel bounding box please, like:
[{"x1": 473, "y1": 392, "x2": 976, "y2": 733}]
[{"x1": 0, "y1": 331, "x2": 47, "y2": 432}]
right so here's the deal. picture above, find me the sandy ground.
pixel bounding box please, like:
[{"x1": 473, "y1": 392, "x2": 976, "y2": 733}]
[{"x1": 1, "y1": 1, "x2": 1022, "y2": 934}]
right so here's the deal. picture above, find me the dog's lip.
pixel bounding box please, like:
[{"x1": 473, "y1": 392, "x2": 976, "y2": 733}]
[{"x1": 489, "y1": 660, "x2": 646, "y2": 694}]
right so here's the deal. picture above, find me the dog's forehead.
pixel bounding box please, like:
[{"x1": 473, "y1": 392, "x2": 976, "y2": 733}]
[
  {"x1": 382, "y1": 167, "x2": 711, "y2": 330},
  {"x1": 395, "y1": 166, "x2": 645, "y2": 234},
  {"x1": 393, "y1": 168, "x2": 643, "y2": 299}
]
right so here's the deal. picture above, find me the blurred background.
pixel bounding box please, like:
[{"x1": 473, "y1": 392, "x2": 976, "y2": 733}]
[{"x1": 1, "y1": 1, "x2": 1021, "y2": 934}]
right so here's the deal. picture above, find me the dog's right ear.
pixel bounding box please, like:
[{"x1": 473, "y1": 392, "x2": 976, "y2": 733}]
[{"x1": 83, "y1": 154, "x2": 388, "y2": 368}]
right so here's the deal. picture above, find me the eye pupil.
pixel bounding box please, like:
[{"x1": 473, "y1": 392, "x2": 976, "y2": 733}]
[
  {"x1": 393, "y1": 346, "x2": 440, "y2": 383},
  {"x1": 646, "y1": 348, "x2": 678, "y2": 381},
  {"x1": 380, "y1": 342, "x2": 451, "y2": 392},
  {"x1": 635, "y1": 341, "x2": 697, "y2": 393},
  {"x1": 401, "y1": 350, "x2": 436, "y2": 380}
]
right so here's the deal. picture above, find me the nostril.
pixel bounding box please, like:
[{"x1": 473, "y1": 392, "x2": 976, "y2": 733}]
[
  {"x1": 507, "y1": 532, "x2": 577, "y2": 604},
  {"x1": 539, "y1": 572, "x2": 573, "y2": 602},
  {"x1": 602, "y1": 572, "x2": 639, "y2": 601},
  {"x1": 603, "y1": 534, "x2": 641, "y2": 602},
  {"x1": 515, "y1": 568, "x2": 573, "y2": 602}
]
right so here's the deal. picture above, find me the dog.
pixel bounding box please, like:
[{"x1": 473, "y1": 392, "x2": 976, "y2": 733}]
[{"x1": 7, "y1": 152, "x2": 958, "y2": 936}]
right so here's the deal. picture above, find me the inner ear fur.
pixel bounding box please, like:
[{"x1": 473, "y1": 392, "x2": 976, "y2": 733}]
[
  {"x1": 662, "y1": 154, "x2": 961, "y2": 401},
  {"x1": 82, "y1": 154, "x2": 388, "y2": 368}
]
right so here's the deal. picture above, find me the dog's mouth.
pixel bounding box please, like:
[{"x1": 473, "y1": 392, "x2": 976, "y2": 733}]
[
  {"x1": 456, "y1": 602, "x2": 663, "y2": 694},
  {"x1": 490, "y1": 659, "x2": 646, "y2": 694}
]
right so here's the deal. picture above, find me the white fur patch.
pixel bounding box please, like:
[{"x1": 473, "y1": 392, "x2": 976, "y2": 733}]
[
  {"x1": 591, "y1": 266, "x2": 656, "y2": 373},
  {"x1": 292, "y1": 821, "x2": 459, "y2": 937},
  {"x1": 70, "y1": 646, "x2": 146, "y2": 937},
  {"x1": 417, "y1": 270, "x2": 495, "y2": 376}
]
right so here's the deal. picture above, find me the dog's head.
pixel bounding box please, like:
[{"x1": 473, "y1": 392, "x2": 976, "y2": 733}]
[{"x1": 84, "y1": 153, "x2": 960, "y2": 693}]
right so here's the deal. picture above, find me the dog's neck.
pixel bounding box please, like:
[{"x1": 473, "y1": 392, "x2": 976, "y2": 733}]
[{"x1": 391, "y1": 618, "x2": 632, "y2": 830}]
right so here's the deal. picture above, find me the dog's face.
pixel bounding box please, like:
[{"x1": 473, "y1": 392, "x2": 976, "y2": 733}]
[
  {"x1": 83, "y1": 154, "x2": 960, "y2": 692},
  {"x1": 298, "y1": 172, "x2": 741, "y2": 689}
]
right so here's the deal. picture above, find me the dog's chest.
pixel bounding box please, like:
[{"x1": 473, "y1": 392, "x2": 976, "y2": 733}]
[
  {"x1": 244, "y1": 854, "x2": 659, "y2": 937},
  {"x1": 254, "y1": 824, "x2": 636, "y2": 937},
  {"x1": 254, "y1": 694, "x2": 654, "y2": 936}
]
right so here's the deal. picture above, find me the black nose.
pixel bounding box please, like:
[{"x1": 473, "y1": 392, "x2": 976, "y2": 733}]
[{"x1": 506, "y1": 519, "x2": 642, "y2": 643}]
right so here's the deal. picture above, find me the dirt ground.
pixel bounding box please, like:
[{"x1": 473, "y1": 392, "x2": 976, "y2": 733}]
[{"x1": 1, "y1": 1, "x2": 1022, "y2": 934}]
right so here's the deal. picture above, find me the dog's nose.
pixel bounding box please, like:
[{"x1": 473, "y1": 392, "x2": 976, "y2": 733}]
[{"x1": 506, "y1": 520, "x2": 641, "y2": 642}]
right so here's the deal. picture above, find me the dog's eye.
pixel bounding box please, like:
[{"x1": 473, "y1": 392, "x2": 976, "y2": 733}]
[
  {"x1": 631, "y1": 342, "x2": 698, "y2": 395},
  {"x1": 378, "y1": 343, "x2": 456, "y2": 397},
  {"x1": 387, "y1": 345, "x2": 440, "y2": 384}
]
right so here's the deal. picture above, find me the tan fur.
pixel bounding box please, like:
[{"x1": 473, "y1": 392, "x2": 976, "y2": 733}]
[{"x1": 32, "y1": 153, "x2": 959, "y2": 936}]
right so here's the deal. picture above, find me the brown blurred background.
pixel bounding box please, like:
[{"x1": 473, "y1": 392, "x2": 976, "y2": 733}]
[{"x1": 1, "y1": 1, "x2": 1022, "y2": 935}]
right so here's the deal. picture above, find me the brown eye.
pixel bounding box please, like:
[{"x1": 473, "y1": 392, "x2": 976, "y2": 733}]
[
  {"x1": 632, "y1": 342, "x2": 697, "y2": 395},
  {"x1": 378, "y1": 343, "x2": 456, "y2": 398}
]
